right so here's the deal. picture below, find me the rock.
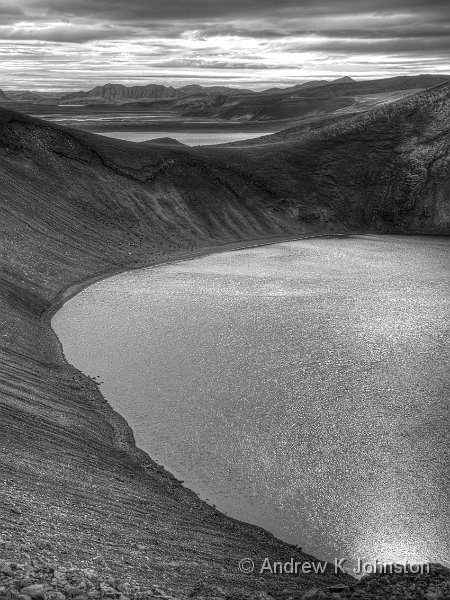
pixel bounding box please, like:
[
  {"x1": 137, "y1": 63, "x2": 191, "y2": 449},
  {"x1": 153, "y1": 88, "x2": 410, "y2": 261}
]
[
  {"x1": 116, "y1": 585, "x2": 130, "y2": 595},
  {"x1": 19, "y1": 596, "x2": 32, "y2": 600},
  {"x1": 20, "y1": 585, "x2": 46, "y2": 600},
  {"x1": 53, "y1": 594, "x2": 66, "y2": 600},
  {"x1": 426, "y1": 593, "x2": 438, "y2": 600},
  {"x1": 328, "y1": 584, "x2": 350, "y2": 593},
  {"x1": 11, "y1": 508, "x2": 22, "y2": 515},
  {"x1": 302, "y1": 590, "x2": 326, "y2": 599},
  {"x1": 98, "y1": 584, "x2": 118, "y2": 598}
]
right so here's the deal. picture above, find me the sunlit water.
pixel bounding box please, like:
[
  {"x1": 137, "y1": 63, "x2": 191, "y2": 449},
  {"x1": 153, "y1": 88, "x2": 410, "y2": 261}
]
[{"x1": 53, "y1": 235, "x2": 449, "y2": 569}]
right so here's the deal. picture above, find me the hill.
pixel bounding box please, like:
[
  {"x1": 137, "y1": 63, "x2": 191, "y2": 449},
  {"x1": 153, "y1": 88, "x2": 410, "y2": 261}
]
[
  {"x1": 0, "y1": 83, "x2": 449, "y2": 596},
  {"x1": 174, "y1": 74, "x2": 450, "y2": 121},
  {"x1": 61, "y1": 82, "x2": 180, "y2": 103},
  {"x1": 205, "y1": 82, "x2": 450, "y2": 232}
]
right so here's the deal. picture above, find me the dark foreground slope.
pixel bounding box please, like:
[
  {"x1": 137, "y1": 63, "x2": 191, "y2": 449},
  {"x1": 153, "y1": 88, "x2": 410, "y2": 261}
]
[{"x1": 0, "y1": 84, "x2": 449, "y2": 597}]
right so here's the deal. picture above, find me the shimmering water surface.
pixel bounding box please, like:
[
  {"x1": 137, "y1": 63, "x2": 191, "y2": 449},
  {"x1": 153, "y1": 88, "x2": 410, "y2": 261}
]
[{"x1": 53, "y1": 235, "x2": 449, "y2": 568}]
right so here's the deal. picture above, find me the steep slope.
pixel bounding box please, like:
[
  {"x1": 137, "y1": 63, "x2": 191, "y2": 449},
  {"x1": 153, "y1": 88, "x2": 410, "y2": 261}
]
[
  {"x1": 0, "y1": 83, "x2": 448, "y2": 596},
  {"x1": 0, "y1": 106, "x2": 346, "y2": 598},
  {"x1": 0, "y1": 88, "x2": 8, "y2": 101},
  {"x1": 208, "y1": 82, "x2": 450, "y2": 233}
]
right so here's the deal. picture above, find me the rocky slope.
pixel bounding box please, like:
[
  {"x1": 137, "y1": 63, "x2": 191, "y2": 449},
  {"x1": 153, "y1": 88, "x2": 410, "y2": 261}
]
[
  {"x1": 1, "y1": 558, "x2": 448, "y2": 600},
  {"x1": 0, "y1": 83, "x2": 449, "y2": 597}
]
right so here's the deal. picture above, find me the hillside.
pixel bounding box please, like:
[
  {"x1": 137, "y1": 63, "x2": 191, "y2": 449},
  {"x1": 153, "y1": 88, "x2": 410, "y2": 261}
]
[
  {"x1": 62, "y1": 83, "x2": 180, "y2": 103},
  {"x1": 0, "y1": 83, "x2": 449, "y2": 597},
  {"x1": 205, "y1": 82, "x2": 450, "y2": 233},
  {"x1": 0, "y1": 106, "x2": 344, "y2": 599},
  {"x1": 57, "y1": 83, "x2": 254, "y2": 105},
  {"x1": 175, "y1": 74, "x2": 450, "y2": 121}
]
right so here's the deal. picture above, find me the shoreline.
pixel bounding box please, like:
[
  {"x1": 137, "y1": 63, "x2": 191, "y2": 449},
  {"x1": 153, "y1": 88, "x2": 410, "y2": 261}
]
[
  {"x1": 47, "y1": 231, "x2": 450, "y2": 570},
  {"x1": 45, "y1": 230, "x2": 358, "y2": 556},
  {"x1": 44, "y1": 231, "x2": 357, "y2": 322}
]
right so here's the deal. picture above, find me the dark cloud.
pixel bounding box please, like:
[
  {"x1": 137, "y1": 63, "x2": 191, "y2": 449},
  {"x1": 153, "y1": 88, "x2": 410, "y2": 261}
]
[
  {"x1": 27, "y1": 0, "x2": 450, "y2": 22},
  {"x1": 0, "y1": 2, "x2": 25, "y2": 24},
  {"x1": 0, "y1": 24, "x2": 136, "y2": 43},
  {"x1": 1, "y1": 0, "x2": 449, "y2": 89}
]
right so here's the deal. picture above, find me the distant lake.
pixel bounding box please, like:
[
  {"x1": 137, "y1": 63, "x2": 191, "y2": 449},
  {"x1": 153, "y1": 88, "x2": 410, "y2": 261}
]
[
  {"x1": 52, "y1": 235, "x2": 450, "y2": 570},
  {"x1": 98, "y1": 130, "x2": 269, "y2": 145},
  {"x1": 14, "y1": 106, "x2": 278, "y2": 146}
]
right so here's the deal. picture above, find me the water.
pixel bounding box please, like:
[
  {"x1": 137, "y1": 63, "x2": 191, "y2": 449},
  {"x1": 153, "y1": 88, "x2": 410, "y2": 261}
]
[
  {"x1": 98, "y1": 131, "x2": 270, "y2": 145},
  {"x1": 52, "y1": 235, "x2": 449, "y2": 569},
  {"x1": 23, "y1": 107, "x2": 276, "y2": 146}
]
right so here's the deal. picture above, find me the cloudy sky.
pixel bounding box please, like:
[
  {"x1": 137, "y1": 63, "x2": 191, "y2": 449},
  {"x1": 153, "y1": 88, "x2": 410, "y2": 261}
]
[{"x1": 1, "y1": 0, "x2": 449, "y2": 91}]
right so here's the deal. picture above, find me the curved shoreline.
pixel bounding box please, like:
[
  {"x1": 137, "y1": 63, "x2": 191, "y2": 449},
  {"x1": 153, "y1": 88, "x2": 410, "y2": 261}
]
[
  {"x1": 46, "y1": 231, "x2": 357, "y2": 505},
  {"x1": 44, "y1": 232, "x2": 357, "y2": 323}
]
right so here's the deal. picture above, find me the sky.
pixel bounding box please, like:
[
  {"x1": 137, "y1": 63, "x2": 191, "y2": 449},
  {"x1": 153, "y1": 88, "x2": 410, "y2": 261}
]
[{"x1": 0, "y1": 0, "x2": 449, "y2": 91}]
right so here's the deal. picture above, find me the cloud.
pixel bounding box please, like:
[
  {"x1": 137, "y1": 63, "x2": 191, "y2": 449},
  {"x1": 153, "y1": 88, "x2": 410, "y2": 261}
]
[
  {"x1": 0, "y1": 0, "x2": 449, "y2": 90},
  {"x1": 154, "y1": 58, "x2": 273, "y2": 70},
  {"x1": 0, "y1": 23, "x2": 137, "y2": 43},
  {"x1": 20, "y1": 0, "x2": 450, "y2": 22}
]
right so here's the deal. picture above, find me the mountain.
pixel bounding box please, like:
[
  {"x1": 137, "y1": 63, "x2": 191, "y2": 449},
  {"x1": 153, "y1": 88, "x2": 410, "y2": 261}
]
[
  {"x1": 178, "y1": 84, "x2": 254, "y2": 95},
  {"x1": 330, "y1": 76, "x2": 355, "y2": 84},
  {"x1": 4, "y1": 75, "x2": 449, "y2": 123},
  {"x1": 58, "y1": 82, "x2": 255, "y2": 105},
  {"x1": 0, "y1": 88, "x2": 9, "y2": 101},
  {"x1": 0, "y1": 82, "x2": 449, "y2": 596},
  {"x1": 60, "y1": 82, "x2": 180, "y2": 104}
]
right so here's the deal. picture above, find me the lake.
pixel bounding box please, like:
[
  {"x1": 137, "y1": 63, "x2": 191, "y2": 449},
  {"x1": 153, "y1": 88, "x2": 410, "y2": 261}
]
[
  {"x1": 98, "y1": 130, "x2": 270, "y2": 145},
  {"x1": 52, "y1": 234, "x2": 449, "y2": 569},
  {"x1": 13, "y1": 105, "x2": 278, "y2": 146}
]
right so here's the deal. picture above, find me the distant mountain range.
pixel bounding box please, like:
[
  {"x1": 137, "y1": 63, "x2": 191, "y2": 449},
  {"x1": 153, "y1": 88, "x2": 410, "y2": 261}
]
[
  {"x1": 0, "y1": 82, "x2": 256, "y2": 104},
  {"x1": 1, "y1": 75, "x2": 449, "y2": 123}
]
